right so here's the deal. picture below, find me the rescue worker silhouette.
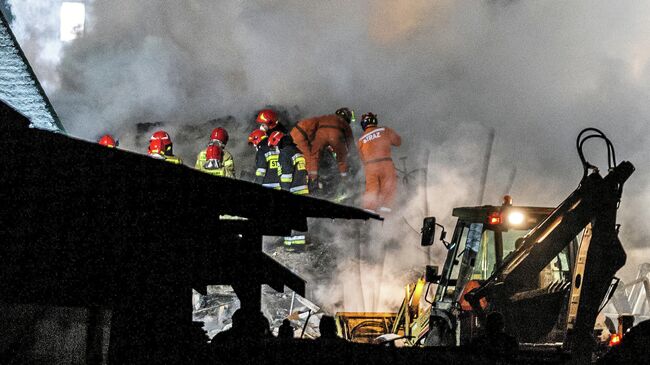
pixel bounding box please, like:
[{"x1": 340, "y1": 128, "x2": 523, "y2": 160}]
[
  {"x1": 256, "y1": 108, "x2": 288, "y2": 134},
  {"x1": 470, "y1": 311, "x2": 518, "y2": 362},
  {"x1": 147, "y1": 130, "x2": 183, "y2": 165},
  {"x1": 195, "y1": 127, "x2": 235, "y2": 178},
  {"x1": 248, "y1": 129, "x2": 280, "y2": 189},
  {"x1": 98, "y1": 134, "x2": 118, "y2": 148},
  {"x1": 290, "y1": 107, "x2": 354, "y2": 191},
  {"x1": 269, "y1": 131, "x2": 309, "y2": 251},
  {"x1": 357, "y1": 113, "x2": 401, "y2": 214},
  {"x1": 317, "y1": 315, "x2": 345, "y2": 342},
  {"x1": 278, "y1": 319, "x2": 294, "y2": 339}
]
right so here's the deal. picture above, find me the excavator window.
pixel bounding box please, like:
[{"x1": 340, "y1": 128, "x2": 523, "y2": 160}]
[
  {"x1": 435, "y1": 222, "x2": 470, "y2": 302},
  {"x1": 471, "y1": 229, "x2": 530, "y2": 280},
  {"x1": 434, "y1": 217, "x2": 578, "y2": 302}
]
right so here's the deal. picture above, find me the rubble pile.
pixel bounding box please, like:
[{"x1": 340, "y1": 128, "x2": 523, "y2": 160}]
[{"x1": 193, "y1": 238, "x2": 339, "y2": 339}]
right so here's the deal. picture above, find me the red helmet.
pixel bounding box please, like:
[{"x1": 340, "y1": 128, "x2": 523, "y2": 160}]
[
  {"x1": 98, "y1": 134, "x2": 117, "y2": 148},
  {"x1": 149, "y1": 130, "x2": 173, "y2": 155},
  {"x1": 209, "y1": 127, "x2": 229, "y2": 146},
  {"x1": 268, "y1": 131, "x2": 284, "y2": 148},
  {"x1": 248, "y1": 129, "x2": 267, "y2": 146},
  {"x1": 256, "y1": 109, "x2": 279, "y2": 129}
]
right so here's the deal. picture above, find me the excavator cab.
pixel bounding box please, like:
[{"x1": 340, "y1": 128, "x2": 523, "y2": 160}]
[
  {"x1": 422, "y1": 196, "x2": 578, "y2": 345},
  {"x1": 423, "y1": 199, "x2": 579, "y2": 345}
]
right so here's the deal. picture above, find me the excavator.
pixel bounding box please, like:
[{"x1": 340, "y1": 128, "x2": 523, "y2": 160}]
[{"x1": 336, "y1": 128, "x2": 635, "y2": 362}]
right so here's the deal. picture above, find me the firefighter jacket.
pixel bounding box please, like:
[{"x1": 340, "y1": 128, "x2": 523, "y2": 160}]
[
  {"x1": 291, "y1": 115, "x2": 353, "y2": 149},
  {"x1": 254, "y1": 143, "x2": 280, "y2": 189},
  {"x1": 357, "y1": 125, "x2": 402, "y2": 164},
  {"x1": 290, "y1": 118, "x2": 319, "y2": 150},
  {"x1": 291, "y1": 114, "x2": 353, "y2": 175},
  {"x1": 278, "y1": 143, "x2": 309, "y2": 195},
  {"x1": 316, "y1": 114, "x2": 353, "y2": 148},
  {"x1": 194, "y1": 148, "x2": 235, "y2": 178}
]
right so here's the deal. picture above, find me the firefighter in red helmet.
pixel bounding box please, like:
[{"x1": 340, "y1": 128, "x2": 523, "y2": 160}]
[
  {"x1": 256, "y1": 108, "x2": 288, "y2": 134},
  {"x1": 148, "y1": 130, "x2": 183, "y2": 165},
  {"x1": 98, "y1": 134, "x2": 118, "y2": 148},
  {"x1": 248, "y1": 129, "x2": 280, "y2": 189},
  {"x1": 269, "y1": 131, "x2": 309, "y2": 251},
  {"x1": 195, "y1": 127, "x2": 235, "y2": 178},
  {"x1": 269, "y1": 131, "x2": 309, "y2": 195}
]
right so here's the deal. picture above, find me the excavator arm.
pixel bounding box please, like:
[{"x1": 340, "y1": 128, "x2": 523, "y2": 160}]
[{"x1": 465, "y1": 128, "x2": 634, "y2": 360}]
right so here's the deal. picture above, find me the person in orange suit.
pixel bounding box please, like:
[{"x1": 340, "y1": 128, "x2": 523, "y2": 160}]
[
  {"x1": 290, "y1": 108, "x2": 354, "y2": 186},
  {"x1": 356, "y1": 112, "x2": 401, "y2": 214}
]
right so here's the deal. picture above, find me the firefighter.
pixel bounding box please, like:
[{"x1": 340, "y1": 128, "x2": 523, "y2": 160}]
[
  {"x1": 195, "y1": 127, "x2": 235, "y2": 178},
  {"x1": 148, "y1": 130, "x2": 183, "y2": 164},
  {"x1": 357, "y1": 112, "x2": 401, "y2": 214},
  {"x1": 269, "y1": 131, "x2": 309, "y2": 195},
  {"x1": 98, "y1": 134, "x2": 118, "y2": 148},
  {"x1": 256, "y1": 108, "x2": 288, "y2": 134},
  {"x1": 248, "y1": 129, "x2": 280, "y2": 189},
  {"x1": 290, "y1": 108, "x2": 354, "y2": 188},
  {"x1": 268, "y1": 131, "x2": 309, "y2": 250}
]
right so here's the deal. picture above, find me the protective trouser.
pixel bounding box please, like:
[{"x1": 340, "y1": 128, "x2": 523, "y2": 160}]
[
  {"x1": 362, "y1": 159, "x2": 397, "y2": 213},
  {"x1": 310, "y1": 127, "x2": 349, "y2": 178}
]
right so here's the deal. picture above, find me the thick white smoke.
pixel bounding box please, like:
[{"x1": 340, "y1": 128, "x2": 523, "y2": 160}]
[
  {"x1": 7, "y1": 0, "x2": 62, "y2": 90},
  {"x1": 10, "y1": 0, "x2": 650, "y2": 310}
]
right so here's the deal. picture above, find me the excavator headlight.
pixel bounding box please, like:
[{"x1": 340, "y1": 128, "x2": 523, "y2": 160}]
[{"x1": 507, "y1": 211, "x2": 525, "y2": 225}]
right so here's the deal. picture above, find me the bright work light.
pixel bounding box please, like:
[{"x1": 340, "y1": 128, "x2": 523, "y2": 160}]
[{"x1": 507, "y1": 211, "x2": 525, "y2": 225}]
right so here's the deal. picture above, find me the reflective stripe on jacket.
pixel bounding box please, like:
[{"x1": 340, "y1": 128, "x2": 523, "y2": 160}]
[
  {"x1": 278, "y1": 144, "x2": 309, "y2": 195},
  {"x1": 357, "y1": 126, "x2": 401, "y2": 164},
  {"x1": 254, "y1": 144, "x2": 280, "y2": 189}
]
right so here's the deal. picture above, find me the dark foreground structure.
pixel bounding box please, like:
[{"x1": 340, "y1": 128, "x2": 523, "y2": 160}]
[
  {"x1": 0, "y1": 100, "x2": 603, "y2": 365},
  {"x1": 0, "y1": 101, "x2": 383, "y2": 363},
  {"x1": 207, "y1": 339, "x2": 576, "y2": 364}
]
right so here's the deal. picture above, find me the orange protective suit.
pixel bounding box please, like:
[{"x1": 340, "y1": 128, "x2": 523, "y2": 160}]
[
  {"x1": 290, "y1": 114, "x2": 353, "y2": 179},
  {"x1": 357, "y1": 125, "x2": 402, "y2": 213}
]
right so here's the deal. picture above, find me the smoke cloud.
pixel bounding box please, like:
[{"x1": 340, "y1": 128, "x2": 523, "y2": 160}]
[{"x1": 10, "y1": 0, "x2": 650, "y2": 310}]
